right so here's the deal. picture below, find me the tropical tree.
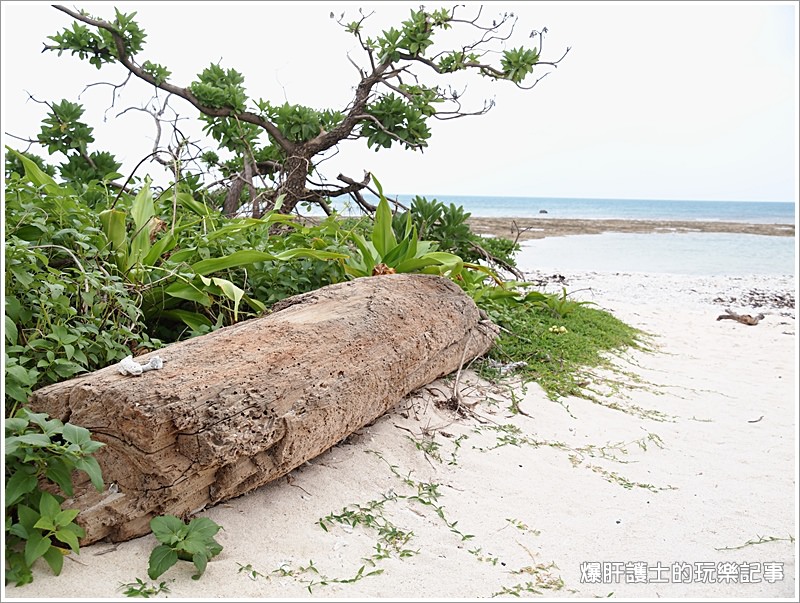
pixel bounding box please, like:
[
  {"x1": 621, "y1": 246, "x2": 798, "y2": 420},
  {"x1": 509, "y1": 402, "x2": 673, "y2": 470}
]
[{"x1": 42, "y1": 4, "x2": 568, "y2": 217}]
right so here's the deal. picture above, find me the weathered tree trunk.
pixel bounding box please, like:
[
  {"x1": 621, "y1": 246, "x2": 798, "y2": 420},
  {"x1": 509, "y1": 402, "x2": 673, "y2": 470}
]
[{"x1": 28, "y1": 274, "x2": 497, "y2": 544}]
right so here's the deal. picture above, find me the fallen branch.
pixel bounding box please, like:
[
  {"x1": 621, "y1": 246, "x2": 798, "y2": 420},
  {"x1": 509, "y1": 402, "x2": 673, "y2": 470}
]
[{"x1": 716, "y1": 308, "x2": 765, "y2": 326}]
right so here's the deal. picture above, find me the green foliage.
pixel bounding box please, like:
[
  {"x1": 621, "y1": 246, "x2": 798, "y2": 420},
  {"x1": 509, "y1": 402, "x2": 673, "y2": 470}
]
[
  {"x1": 147, "y1": 516, "x2": 223, "y2": 581},
  {"x1": 4, "y1": 149, "x2": 158, "y2": 406},
  {"x1": 478, "y1": 292, "x2": 642, "y2": 400},
  {"x1": 43, "y1": 5, "x2": 563, "y2": 215},
  {"x1": 363, "y1": 93, "x2": 431, "y2": 150},
  {"x1": 395, "y1": 196, "x2": 520, "y2": 268},
  {"x1": 34, "y1": 99, "x2": 123, "y2": 184},
  {"x1": 258, "y1": 101, "x2": 345, "y2": 144},
  {"x1": 141, "y1": 60, "x2": 171, "y2": 85},
  {"x1": 119, "y1": 578, "x2": 171, "y2": 598},
  {"x1": 47, "y1": 8, "x2": 146, "y2": 68},
  {"x1": 37, "y1": 99, "x2": 94, "y2": 155},
  {"x1": 5, "y1": 150, "x2": 56, "y2": 180},
  {"x1": 189, "y1": 63, "x2": 247, "y2": 111},
  {"x1": 500, "y1": 47, "x2": 540, "y2": 83},
  {"x1": 343, "y1": 177, "x2": 464, "y2": 278},
  {"x1": 4, "y1": 408, "x2": 105, "y2": 586}
]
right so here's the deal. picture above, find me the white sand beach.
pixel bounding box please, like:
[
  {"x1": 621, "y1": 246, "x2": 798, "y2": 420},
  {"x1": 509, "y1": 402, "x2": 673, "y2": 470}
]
[{"x1": 5, "y1": 266, "x2": 797, "y2": 600}]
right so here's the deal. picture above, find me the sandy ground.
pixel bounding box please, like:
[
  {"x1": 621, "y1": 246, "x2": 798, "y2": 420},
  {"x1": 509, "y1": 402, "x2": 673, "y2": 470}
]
[{"x1": 5, "y1": 253, "x2": 797, "y2": 600}]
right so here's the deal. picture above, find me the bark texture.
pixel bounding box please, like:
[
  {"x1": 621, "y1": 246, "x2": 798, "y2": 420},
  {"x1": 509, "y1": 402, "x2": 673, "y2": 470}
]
[{"x1": 28, "y1": 274, "x2": 497, "y2": 544}]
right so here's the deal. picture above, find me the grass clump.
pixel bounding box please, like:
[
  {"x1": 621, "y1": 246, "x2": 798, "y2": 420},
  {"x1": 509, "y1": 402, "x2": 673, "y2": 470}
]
[{"x1": 480, "y1": 297, "x2": 646, "y2": 401}]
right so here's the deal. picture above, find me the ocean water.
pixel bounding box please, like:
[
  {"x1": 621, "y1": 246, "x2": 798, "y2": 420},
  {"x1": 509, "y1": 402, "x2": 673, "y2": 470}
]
[
  {"x1": 348, "y1": 194, "x2": 796, "y2": 224},
  {"x1": 516, "y1": 232, "x2": 796, "y2": 277}
]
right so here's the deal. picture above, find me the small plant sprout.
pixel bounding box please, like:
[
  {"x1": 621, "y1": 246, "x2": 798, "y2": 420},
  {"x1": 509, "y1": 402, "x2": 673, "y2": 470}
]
[{"x1": 147, "y1": 515, "x2": 223, "y2": 580}]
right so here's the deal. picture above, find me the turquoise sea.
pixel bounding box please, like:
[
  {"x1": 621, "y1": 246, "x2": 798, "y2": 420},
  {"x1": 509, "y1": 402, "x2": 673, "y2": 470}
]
[{"x1": 341, "y1": 195, "x2": 796, "y2": 276}]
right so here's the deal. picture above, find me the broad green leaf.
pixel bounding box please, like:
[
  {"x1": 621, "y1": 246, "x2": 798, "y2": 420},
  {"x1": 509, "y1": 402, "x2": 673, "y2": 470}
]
[
  {"x1": 185, "y1": 517, "x2": 222, "y2": 541},
  {"x1": 128, "y1": 179, "x2": 154, "y2": 267},
  {"x1": 272, "y1": 193, "x2": 286, "y2": 212},
  {"x1": 33, "y1": 516, "x2": 56, "y2": 532},
  {"x1": 372, "y1": 194, "x2": 397, "y2": 258},
  {"x1": 179, "y1": 538, "x2": 210, "y2": 556},
  {"x1": 201, "y1": 277, "x2": 244, "y2": 321},
  {"x1": 190, "y1": 250, "x2": 277, "y2": 275},
  {"x1": 74, "y1": 456, "x2": 104, "y2": 491},
  {"x1": 160, "y1": 309, "x2": 213, "y2": 331},
  {"x1": 150, "y1": 515, "x2": 188, "y2": 546},
  {"x1": 164, "y1": 281, "x2": 212, "y2": 307},
  {"x1": 381, "y1": 237, "x2": 411, "y2": 266},
  {"x1": 59, "y1": 521, "x2": 86, "y2": 539},
  {"x1": 54, "y1": 509, "x2": 81, "y2": 528},
  {"x1": 242, "y1": 294, "x2": 266, "y2": 313},
  {"x1": 42, "y1": 546, "x2": 65, "y2": 576},
  {"x1": 348, "y1": 233, "x2": 375, "y2": 271},
  {"x1": 54, "y1": 527, "x2": 80, "y2": 553},
  {"x1": 168, "y1": 248, "x2": 197, "y2": 264},
  {"x1": 190, "y1": 249, "x2": 345, "y2": 276},
  {"x1": 24, "y1": 533, "x2": 52, "y2": 568},
  {"x1": 16, "y1": 504, "x2": 40, "y2": 530},
  {"x1": 271, "y1": 249, "x2": 347, "y2": 262},
  {"x1": 4, "y1": 417, "x2": 28, "y2": 433},
  {"x1": 99, "y1": 208, "x2": 127, "y2": 260},
  {"x1": 5, "y1": 364, "x2": 38, "y2": 387},
  {"x1": 419, "y1": 251, "x2": 463, "y2": 276},
  {"x1": 62, "y1": 422, "x2": 91, "y2": 446},
  {"x1": 39, "y1": 491, "x2": 62, "y2": 520},
  {"x1": 130, "y1": 178, "x2": 155, "y2": 231},
  {"x1": 45, "y1": 457, "x2": 74, "y2": 497},
  {"x1": 191, "y1": 552, "x2": 209, "y2": 580},
  {"x1": 5, "y1": 315, "x2": 18, "y2": 345},
  {"x1": 4, "y1": 471, "x2": 37, "y2": 507},
  {"x1": 393, "y1": 256, "x2": 443, "y2": 273},
  {"x1": 8, "y1": 148, "x2": 59, "y2": 192},
  {"x1": 148, "y1": 544, "x2": 178, "y2": 580},
  {"x1": 143, "y1": 231, "x2": 177, "y2": 266},
  {"x1": 177, "y1": 192, "x2": 213, "y2": 216},
  {"x1": 15, "y1": 433, "x2": 52, "y2": 447}
]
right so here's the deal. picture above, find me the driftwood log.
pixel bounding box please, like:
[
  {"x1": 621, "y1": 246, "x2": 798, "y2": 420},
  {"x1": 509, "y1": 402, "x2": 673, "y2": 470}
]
[
  {"x1": 716, "y1": 308, "x2": 765, "y2": 326},
  {"x1": 28, "y1": 274, "x2": 498, "y2": 544}
]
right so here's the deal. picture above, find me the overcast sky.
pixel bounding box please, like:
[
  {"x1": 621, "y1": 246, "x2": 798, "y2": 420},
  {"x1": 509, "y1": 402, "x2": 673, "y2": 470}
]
[{"x1": 1, "y1": 1, "x2": 797, "y2": 202}]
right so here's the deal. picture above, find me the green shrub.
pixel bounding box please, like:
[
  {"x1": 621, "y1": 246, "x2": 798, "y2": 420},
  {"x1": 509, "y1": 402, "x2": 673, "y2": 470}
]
[{"x1": 4, "y1": 408, "x2": 105, "y2": 586}]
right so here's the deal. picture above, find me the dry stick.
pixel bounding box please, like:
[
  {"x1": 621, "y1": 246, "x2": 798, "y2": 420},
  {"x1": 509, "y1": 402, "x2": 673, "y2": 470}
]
[{"x1": 451, "y1": 332, "x2": 473, "y2": 410}]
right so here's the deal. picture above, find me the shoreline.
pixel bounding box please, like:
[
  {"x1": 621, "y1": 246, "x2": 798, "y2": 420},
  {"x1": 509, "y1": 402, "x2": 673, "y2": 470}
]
[{"x1": 466, "y1": 217, "x2": 795, "y2": 241}]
